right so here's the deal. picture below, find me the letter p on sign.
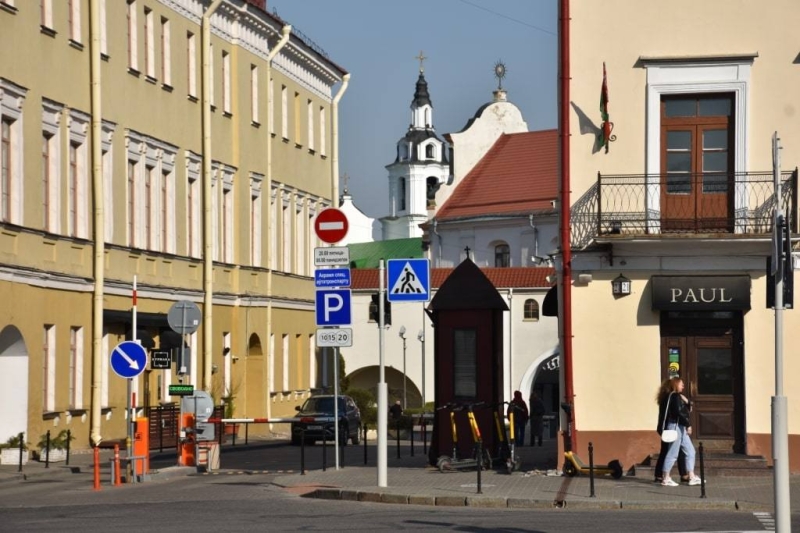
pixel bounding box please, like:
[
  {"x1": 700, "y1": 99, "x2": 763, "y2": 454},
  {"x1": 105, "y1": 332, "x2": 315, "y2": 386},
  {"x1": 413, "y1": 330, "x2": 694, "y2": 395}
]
[{"x1": 315, "y1": 289, "x2": 352, "y2": 326}]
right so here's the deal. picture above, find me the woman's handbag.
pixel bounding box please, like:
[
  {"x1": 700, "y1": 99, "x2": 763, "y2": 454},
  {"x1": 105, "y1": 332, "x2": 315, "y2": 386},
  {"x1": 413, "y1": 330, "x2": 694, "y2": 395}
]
[{"x1": 660, "y1": 393, "x2": 679, "y2": 443}]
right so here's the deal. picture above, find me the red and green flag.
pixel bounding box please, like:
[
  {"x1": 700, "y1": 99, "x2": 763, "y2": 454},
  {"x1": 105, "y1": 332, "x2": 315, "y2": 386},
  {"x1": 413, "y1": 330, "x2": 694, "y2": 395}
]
[{"x1": 597, "y1": 62, "x2": 613, "y2": 154}]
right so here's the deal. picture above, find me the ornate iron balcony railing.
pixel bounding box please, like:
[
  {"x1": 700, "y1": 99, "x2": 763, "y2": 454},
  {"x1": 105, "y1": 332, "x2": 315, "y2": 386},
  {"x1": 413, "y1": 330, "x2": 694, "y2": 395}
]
[{"x1": 570, "y1": 170, "x2": 797, "y2": 248}]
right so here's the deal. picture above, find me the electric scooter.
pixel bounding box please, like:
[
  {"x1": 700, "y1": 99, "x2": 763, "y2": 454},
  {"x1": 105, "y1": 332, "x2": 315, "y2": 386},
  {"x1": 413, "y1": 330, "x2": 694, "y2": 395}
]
[
  {"x1": 502, "y1": 401, "x2": 523, "y2": 474},
  {"x1": 436, "y1": 402, "x2": 492, "y2": 472},
  {"x1": 563, "y1": 450, "x2": 624, "y2": 479}
]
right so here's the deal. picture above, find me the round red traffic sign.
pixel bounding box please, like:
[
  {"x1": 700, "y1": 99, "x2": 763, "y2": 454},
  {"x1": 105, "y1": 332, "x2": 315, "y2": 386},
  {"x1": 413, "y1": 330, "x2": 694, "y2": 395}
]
[{"x1": 314, "y1": 208, "x2": 349, "y2": 244}]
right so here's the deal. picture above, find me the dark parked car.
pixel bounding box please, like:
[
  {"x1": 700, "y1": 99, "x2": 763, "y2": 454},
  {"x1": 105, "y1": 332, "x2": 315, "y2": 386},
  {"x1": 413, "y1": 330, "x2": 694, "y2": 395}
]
[{"x1": 290, "y1": 394, "x2": 361, "y2": 446}]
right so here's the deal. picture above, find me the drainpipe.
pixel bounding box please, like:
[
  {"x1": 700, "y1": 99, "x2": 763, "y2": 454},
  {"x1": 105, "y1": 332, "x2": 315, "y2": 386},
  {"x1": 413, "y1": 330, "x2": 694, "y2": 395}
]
[
  {"x1": 202, "y1": 0, "x2": 224, "y2": 392},
  {"x1": 89, "y1": 0, "x2": 104, "y2": 446},
  {"x1": 265, "y1": 24, "x2": 291, "y2": 423},
  {"x1": 331, "y1": 74, "x2": 351, "y2": 204},
  {"x1": 558, "y1": 0, "x2": 576, "y2": 453},
  {"x1": 432, "y1": 218, "x2": 442, "y2": 265}
]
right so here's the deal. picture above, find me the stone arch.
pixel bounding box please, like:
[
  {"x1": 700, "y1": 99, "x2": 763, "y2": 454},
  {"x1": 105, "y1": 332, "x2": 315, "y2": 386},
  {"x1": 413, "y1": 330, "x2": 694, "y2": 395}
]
[{"x1": 0, "y1": 325, "x2": 29, "y2": 442}]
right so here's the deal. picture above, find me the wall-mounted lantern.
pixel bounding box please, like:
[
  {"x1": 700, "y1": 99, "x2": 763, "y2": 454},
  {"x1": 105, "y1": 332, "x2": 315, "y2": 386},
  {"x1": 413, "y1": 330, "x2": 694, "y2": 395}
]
[{"x1": 612, "y1": 273, "x2": 631, "y2": 296}]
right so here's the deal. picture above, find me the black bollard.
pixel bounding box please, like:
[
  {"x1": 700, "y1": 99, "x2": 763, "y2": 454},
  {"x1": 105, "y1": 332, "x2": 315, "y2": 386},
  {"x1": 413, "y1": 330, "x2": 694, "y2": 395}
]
[
  {"x1": 322, "y1": 430, "x2": 327, "y2": 472},
  {"x1": 422, "y1": 418, "x2": 427, "y2": 454},
  {"x1": 340, "y1": 433, "x2": 345, "y2": 468},
  {"x1": 17, "y1": 432, "x2": 24, "y2": 473},
  {"x1": 245, "y1": 423, "x2": 249, "y2": 445},
  {"x1": 232, "y1": 424, "x2": 237, "y2": 446},
  {"x1": 66, "y1": 429, "x2": 71, "y2": 466},
  {"x1": 45, "y1": 430, "x2": 51, "y2": 469},
  {"x1": 300, "y1": 429, "x2": 306, "y2": 475},
  {"x1": 476, "y1": 441, "x2": 483, "y2": 494},
  {"x1": 699, "y1": 441, "x2": 706, "y2": 498},
  {"x1": 218, "y1": 422, "x2": 223, "y2": 446},
  {"x1": 363, "y1": 424, "x2": 368, "y2": 465},
  {"x1": 396, "y1": 419, "x2": 401, "y2": 459},
  {"x1": 588, "y1": 441, "x2": 595, "y2": 497}
]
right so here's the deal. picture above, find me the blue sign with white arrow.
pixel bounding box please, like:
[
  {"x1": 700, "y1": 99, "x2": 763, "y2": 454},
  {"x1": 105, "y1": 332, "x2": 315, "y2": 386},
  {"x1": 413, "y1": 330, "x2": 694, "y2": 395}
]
[{"x1": 111, "y1": 341, "x2": 148, "y2": 379}]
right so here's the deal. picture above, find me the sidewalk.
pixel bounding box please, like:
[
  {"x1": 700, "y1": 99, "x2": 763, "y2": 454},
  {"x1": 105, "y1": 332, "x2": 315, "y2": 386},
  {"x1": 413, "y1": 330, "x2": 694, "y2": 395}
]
[{"x1": 1, "y1": 439, "x2": 795, "y2": 512}]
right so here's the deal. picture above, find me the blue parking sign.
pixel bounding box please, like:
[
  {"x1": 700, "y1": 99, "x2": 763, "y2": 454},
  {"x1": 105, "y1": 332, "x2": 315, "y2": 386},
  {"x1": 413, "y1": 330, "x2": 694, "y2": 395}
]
[{"x1": 315, "y1": 289, "x2": 352, "y2": 326}]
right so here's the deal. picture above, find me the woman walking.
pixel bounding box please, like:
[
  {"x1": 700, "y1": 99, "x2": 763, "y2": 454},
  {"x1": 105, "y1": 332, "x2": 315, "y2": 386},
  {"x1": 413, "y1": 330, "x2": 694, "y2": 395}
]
[{"x1": 658, "y1": 377, "x2": 704, "y2": 487}]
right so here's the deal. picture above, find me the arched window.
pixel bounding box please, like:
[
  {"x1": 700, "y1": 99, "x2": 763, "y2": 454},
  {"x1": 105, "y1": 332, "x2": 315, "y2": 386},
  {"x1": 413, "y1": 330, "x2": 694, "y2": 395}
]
[
  {"x1": 398, "y1": 177, "x2": 406, "y2": 211},
  {"x1": 494, "y1": 243, "x2": 510, "y2": 267},
  {"x1": 425, "y1": 144, "x2": 434, "y2": 159},
  {"x1": 523, "y1": 299, "x2": 540, "y2": 321}
]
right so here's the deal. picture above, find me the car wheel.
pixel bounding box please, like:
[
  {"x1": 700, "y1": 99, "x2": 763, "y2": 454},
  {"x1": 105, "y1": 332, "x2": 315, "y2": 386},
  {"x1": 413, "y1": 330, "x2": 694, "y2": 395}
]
[{"x1": 351, "y1": 424, "x2": 361, "y2": 445}]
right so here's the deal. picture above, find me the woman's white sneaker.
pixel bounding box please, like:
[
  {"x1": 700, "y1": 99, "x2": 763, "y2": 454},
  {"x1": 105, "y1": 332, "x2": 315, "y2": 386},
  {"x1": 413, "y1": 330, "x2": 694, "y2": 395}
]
[
  {"x1": 688, "y1": 477, "x2": 704, "y2": 486},
  {"x1": 661, "y1": 478, "x2": 679, "y2": 487}
]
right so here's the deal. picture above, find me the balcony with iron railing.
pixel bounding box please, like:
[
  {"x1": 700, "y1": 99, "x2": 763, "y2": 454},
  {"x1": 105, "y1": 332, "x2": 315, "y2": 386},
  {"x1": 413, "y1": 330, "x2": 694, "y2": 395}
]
[{"x1": 571, "y1": 170, "x2": 798, "y2": 248}]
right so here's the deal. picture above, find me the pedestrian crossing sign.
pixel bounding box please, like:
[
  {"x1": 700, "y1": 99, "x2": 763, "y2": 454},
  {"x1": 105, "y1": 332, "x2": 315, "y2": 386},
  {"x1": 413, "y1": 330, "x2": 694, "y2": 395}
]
[{"x1": 387, "y1": 258, "x2": 431, "y2": 302}]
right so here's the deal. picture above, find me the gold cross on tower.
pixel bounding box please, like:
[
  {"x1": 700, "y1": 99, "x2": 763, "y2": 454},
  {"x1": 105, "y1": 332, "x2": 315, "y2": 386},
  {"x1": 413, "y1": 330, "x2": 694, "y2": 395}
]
[{"x1": 415, "y1": 50, "x2": 427, "y2": 73}]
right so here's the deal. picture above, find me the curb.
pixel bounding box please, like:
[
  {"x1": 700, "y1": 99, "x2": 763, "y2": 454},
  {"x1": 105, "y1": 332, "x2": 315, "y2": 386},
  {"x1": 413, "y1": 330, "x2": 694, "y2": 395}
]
[
  {"x1": 300, "y1": 488, "x2": 746, "y2": 511},
  {"x1": 0, "y1": 465, "x2": 82, "y2": 484}
]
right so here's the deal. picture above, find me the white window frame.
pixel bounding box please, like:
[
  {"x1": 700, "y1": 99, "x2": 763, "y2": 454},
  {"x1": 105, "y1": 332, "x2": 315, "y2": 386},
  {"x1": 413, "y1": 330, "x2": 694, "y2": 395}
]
[
  {"x1": 99, "y1": 0, "x2": 107, "y2": 56},
  {"x1": 250, "y1": 173, "x2": 263, "y2": 267},
  {"x1": 161, "y1": 150, "x2": 176, "y2": 253},
  {"x1": 282, "y1": 190, "x2": 291, "y2": 272},
  {"x1": 222, "y1": 177, "x2": 233, "y2": 263},
  {"x1": 209, "y1": 43, "x2": 215, "y2": 107},
  {"x1": 41, "y1": 0, "x2": 53, "y2": 30},
  {"x1": 69, "y1": 326, "x2": 84, "y2": 409},
  {"x1": 42, "y1": 100, "x2": 62, "y2": 234},
  {"x1": 101, "y1": 122, "x2": 115, "y2": 241},
  {"x1": 68, "y1": 0, "x2": 81, "y2": 43},
  {"x1": 43, "y1": 324, "x2": 56, "y2": 412},
  {"x1": 319, "y1": 106, "x2": 326, "y2": 157},
  {"x1": 67, "y1": 109, "x2": 89, "y2": 239},
  {"x1": 1, "y1": 79, "x2": 25, "y2": 226},
  {"x1": 161, "y1": 16, "x2": 171, "y2": 86},
  {"x1": 270, "y1": 184, "x2": 278, "y2": 269},
  {"x1": 269, "y1": 333, "x2": 275, "y2": 392},
  {"x1": 187, "y1": 31, "x2": 197, "y2": 98},
  {"x1": 223, "y1": 332, "x2": 232, "y2": 396},
  {"x1": 268, "y1": 77, "x2": 274, "y2": 133},
  {"x1": 282, "y1": 333, "x2": 289, "y2": 392},
  {"x1": 222, "y1": 50, "x2": 231, "y2": 114},
  {"x1": 280, "y1": 85, "x2": 287, "y2": 139},
  {"x1": 250, "y1": 64, "x2": 259, "y2": 124},
  {"x1": 126, "y1": 131, "x2": 145, "y2": 248},
  {"x1": 186, "y1": 151, "x2": 201, "y2": 257},
  {"x1": 295, "y1": 196, "x2": 305, "y2": 276},
  {"x1": 644, "y1": 59, "x2": 751, "y2": 232},
  {"x1": 144, "y1": 7, "x2": 155, "y2": 78},
  {"x1": 307, "y1": 99, "x2": 314, "y2": 151},
  {"x1": 127, "y1": 0, "x2": 138, "y2": 71}
]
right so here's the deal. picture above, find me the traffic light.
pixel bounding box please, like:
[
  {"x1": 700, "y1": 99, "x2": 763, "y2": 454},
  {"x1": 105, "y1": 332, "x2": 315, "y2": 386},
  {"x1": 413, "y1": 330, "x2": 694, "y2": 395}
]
[
  {"x1": 368, "y1": 293, "x2": 392, "y2": 325},
  {"x1": 767, "y1": 215, "x2": 794, "y2": 309}
]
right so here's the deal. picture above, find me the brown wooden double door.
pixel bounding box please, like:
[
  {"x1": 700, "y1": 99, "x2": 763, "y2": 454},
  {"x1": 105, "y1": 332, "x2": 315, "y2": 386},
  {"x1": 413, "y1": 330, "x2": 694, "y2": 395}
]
[{"x1": 661, "y1": 313, "x2": 745, "y2": 453}]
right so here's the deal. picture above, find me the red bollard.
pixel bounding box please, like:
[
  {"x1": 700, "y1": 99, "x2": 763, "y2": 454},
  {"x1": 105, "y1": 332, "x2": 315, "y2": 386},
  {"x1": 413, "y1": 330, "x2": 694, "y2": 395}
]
[
  {"x1": 113, "y1": 444, "x2": 121, "y2": 486},
  {"x1": 93, "y1": 446, "x2": 101, "y2": 491}
]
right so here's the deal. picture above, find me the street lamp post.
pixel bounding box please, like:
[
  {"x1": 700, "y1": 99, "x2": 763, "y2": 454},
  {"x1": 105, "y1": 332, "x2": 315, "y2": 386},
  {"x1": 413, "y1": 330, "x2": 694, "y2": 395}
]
[
  {"x1": 399, "y1": 326, "x2": 407, "y2": 409},
  {"x1": 417, "y1": 329, "x2": 425, "y2": 407}
]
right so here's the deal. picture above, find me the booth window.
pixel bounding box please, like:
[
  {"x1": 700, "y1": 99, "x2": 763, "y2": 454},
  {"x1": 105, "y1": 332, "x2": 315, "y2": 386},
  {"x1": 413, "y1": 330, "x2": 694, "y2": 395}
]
[{"x1": 453, "y1": 328, "x2": 476, "y2": 397}]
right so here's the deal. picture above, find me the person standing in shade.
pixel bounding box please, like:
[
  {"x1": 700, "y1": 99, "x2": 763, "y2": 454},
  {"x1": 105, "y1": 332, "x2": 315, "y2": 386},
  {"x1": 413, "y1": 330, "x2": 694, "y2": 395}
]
[
  {"x1": 507, "y1": 391, "x2": 529, "y2": 447},
  {"x1": 529, "y1": 391, "x2": 546, "y2": 447}
]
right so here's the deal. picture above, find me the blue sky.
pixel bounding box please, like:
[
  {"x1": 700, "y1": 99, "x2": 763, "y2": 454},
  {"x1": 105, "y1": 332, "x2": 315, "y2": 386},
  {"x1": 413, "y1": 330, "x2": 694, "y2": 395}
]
[{"x1": 268, "y1": 0, "x2": 558, "y2": 217}]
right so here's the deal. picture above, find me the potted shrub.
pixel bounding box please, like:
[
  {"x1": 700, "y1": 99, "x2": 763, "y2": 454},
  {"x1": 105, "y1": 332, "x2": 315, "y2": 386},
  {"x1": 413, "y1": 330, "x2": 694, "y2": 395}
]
[
  {"x1": 0, "y1": 434, "x2": 29, "y2": 465},
  {"x1": 221, "y1": 395, "x2": 239, "y2": 440},
  {"x1": 36, "y1": 430, "x2": 73, "y2": 463}
]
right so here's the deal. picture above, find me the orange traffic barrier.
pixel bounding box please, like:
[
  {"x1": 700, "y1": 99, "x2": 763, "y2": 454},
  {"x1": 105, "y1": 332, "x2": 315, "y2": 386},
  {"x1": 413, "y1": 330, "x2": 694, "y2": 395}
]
[{"x1": 93, "y1": 446, "x2": 101, "y2": 491}]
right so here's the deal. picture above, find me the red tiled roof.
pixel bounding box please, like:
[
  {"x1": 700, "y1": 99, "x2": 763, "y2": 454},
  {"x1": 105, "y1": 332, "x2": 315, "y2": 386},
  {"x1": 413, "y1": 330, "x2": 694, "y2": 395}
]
[
  {"x1": 350, "y1": 267, "x2": 554, "y2": 290},
  {"x1": 435, "y1": 130, "x2": 559, "y2": 221}
]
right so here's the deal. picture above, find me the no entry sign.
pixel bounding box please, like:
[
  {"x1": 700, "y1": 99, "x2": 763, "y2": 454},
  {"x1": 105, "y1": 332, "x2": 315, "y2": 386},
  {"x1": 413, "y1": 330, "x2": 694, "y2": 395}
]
[{"x1": 314, "y1": 208, "x2": 349, "y2": 244}]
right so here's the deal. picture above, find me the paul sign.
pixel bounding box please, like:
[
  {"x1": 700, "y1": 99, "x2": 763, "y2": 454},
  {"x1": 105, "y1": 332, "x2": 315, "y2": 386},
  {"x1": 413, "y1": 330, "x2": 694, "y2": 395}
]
[{"x1": 651, "y1": 276, "x2": 750, "y2": 311}]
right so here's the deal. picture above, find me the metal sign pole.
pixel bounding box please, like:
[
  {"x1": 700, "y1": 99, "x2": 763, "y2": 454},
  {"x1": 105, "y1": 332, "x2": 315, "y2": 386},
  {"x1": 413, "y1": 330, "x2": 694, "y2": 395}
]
[
  {"x1": 771, "y1": 131, "x2": 790, "y2": 533},
  {"x1": 377, "y1": 259, "x2": 387, "y2": 487},
  {"x1": 334, "y1": 345, "x2": 340, "y2": 470}
]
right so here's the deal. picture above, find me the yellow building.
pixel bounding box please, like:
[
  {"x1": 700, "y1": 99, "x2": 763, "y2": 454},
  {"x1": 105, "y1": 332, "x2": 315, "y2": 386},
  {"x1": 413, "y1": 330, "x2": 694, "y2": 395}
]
[
  {"x1": 0, "y1": 0, "x2": 348, "y2": 449},
  {"x1": 560, "y1": 0, "x2": 800, "y2": 471}
]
